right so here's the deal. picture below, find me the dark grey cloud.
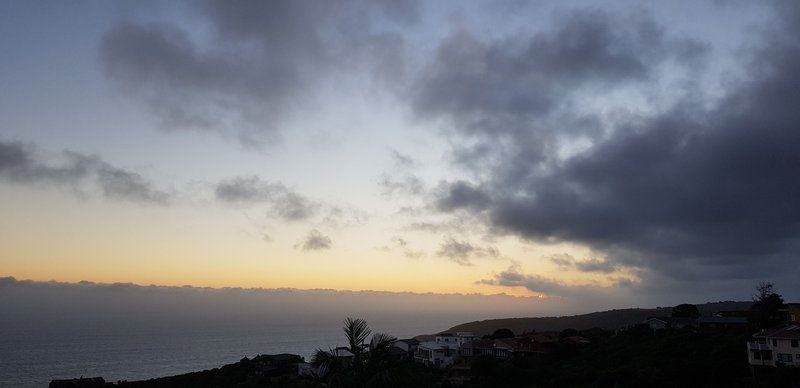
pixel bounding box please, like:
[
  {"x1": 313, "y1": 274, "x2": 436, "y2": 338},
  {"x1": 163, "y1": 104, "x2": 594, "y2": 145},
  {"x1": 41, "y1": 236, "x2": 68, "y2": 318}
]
[
  {"x1": 0, "y1": 141, "x2": 94, "y2": 184},
  {"x1": 549, "y1": 254, "x2": 617, "y2": 274},
  {"x1": 296, "y1": 229, "x2": 333, "y2": 251},
  {"x1": 0, "y1": 140, "x2": 170, "y2": 205},
  {"x1": 575, "y1": 259, "x2": 617, "y2": 274},
  {"x1": 477, "y1": 267, "x2": 577, "y2": 297},
  {"x1": 411, "y1": 8, "x2": 705, "y2": 168},
  {"x1": 215, "y1": 176, "x2": 318, "y2": 221},
  {"x1": 413, "y1": 3, "x2": 800, "y2": 289},
  {"x1": 436, "y1": 237, "x2": 499, "y2": 266},
  {"x1": 101, "y1": 0, "x2": 418, "y2": 146},
  {"x1": 435, "y1": 180, "x2": 491, "y2": 211}
]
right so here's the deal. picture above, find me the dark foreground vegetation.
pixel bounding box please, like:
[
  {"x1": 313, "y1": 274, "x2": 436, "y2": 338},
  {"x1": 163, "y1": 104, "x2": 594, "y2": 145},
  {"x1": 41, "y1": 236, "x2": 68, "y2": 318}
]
[{"x1": 463, "y1": 325, "x2": 756, "y2": 387}]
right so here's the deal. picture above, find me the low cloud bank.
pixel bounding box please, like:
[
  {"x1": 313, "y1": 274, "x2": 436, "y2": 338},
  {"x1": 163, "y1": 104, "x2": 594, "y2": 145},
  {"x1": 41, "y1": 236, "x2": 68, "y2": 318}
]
[{"x1": 0, "y1": 277, "x2": 586, "y2": 330}]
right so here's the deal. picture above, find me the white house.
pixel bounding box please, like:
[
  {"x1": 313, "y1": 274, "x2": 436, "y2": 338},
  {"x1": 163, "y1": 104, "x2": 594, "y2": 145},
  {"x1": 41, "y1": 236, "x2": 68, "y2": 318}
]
[
  {"x1": 415, "y1": 332, "x2": 477, "y2": 368},
  {"x1": 434, "y1": 332, "x2": 477, "y2": 347},
  {"x1": 415, "y1": 341, "x2": 457, "y2": 367},
  {"x1": 747, "y1": 325, "x2": 800, "y2": 366},
  {"x1": 393, "y1": 338, "x2": 419, "y2": 354}
]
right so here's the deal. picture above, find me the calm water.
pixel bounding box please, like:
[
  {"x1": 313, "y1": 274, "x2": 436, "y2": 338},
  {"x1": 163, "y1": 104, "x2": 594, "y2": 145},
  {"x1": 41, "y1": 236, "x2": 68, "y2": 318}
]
[{"x1": 0, "y1": 314, "x2": 458, "y2": 387}]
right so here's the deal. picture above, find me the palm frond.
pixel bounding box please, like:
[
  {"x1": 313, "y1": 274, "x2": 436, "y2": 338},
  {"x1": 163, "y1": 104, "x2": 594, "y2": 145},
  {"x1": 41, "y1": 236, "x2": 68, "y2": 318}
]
[
  {"x1": 343, "y1": 317, "x2": 371, "y2": 355},
  {"x1": 370, "y1": 332, "x2": 397, "y2": 351}
]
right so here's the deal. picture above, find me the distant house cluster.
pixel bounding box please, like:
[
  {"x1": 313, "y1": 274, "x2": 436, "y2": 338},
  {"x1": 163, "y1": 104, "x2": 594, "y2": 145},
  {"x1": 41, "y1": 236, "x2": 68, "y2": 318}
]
[
  {"x1": 409, "y1": 331, "x2": 589, "y2": 368},
  {"x1": 644, "y1": 315, "x2": 748, "y2": 330},
  {"x1": 642, "y1": 302, "x2": 800, "y2": 369}
]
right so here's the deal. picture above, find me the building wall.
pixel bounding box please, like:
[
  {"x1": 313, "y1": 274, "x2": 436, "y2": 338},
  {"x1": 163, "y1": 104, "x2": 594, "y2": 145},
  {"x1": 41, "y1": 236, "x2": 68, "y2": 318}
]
[{"x1": 748, "y1": 338, "x2": 800, "y2": 367}]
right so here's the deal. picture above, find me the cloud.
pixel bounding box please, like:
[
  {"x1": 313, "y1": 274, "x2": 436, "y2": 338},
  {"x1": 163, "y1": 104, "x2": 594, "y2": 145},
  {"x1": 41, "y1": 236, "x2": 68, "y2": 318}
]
[
  {"x1": 0, "y1": 275, "x2": 595, "y2": 322},
  {"x1": 0, "y1": 140, "x2": 170, "y2": 205},
  {"x1": 215, "y1": 176, "x2": 284, "y2": 203},
  {"x1": 96, "y1": 166, "x2": 171, "y2": 205},
  {"x1": 435, "y1": 180, "x2": 491, "y2": 211},
  {"x1": 390, "y1": 150, "x2": 417, "y2": 168},
  {"x1": 100, "y1": 0, "x2": 419, "y2": 147},
  {"x1": 322, "y1": 206, "x2": 369, "y2": 228},
  {"x1": 548, "y1": 254, "x2": 617, "y2": 274},
  {"x1": 379, "y1": 174, "x2": 425, "y2": 196},
  {"x1": 412, "y1": 3, "x2": 800, "y2": 287},
  {"x1": 296, "y1": 229, "x2": 333, "y2": 251},
  {"x1": 478, "y1": 265, "x2": 630, "y2": 300},
  {"x1": 487, "y1": 3, "x2": 800, "y2": 278},
  {"x1": 0, "y1": 141, "x2": 94, "y2": 184},
  {"x1": 387, "y1": 236, "x2": 425, "y2": 259},
  {"x1": 215, "y1": 176, "x2": 319, "y2": 221},
  {"x1": 410, "y1": 8, "x2": 705, "y2": 164},
  {"x1": 436, "y1": 237, "x2": 499, "y2": 266}
]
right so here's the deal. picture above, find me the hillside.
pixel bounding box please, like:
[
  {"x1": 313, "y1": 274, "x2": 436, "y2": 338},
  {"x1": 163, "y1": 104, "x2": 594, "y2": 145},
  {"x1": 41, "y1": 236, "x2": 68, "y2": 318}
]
[{"x1": 438, "y1": 301, "x2": 752, "y2": 336}]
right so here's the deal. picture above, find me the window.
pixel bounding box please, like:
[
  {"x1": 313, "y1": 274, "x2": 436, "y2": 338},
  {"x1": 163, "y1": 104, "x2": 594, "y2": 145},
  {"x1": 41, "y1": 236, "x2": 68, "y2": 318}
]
[
  {"x1": 764, "y1": 351, "x2": 773, "y2": 361},
  {"x1": 796, "y1": 354, "x2": 800, "y2": 360},
  {"x1": 752, "y1": 351, "x2": 761, "y2": 360},
  {"x1": 773, "y1": 339, "x2": 778, "y2": 347},
  {"x1": 792, "y1": 340, "x2": 798, "y2": 348}
]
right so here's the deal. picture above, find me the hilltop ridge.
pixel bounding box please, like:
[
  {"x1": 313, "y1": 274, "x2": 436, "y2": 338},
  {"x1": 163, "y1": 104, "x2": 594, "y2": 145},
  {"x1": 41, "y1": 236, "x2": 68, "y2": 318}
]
[{"x1": 433, "y1": 301, "x2": 752, "y2": 337}]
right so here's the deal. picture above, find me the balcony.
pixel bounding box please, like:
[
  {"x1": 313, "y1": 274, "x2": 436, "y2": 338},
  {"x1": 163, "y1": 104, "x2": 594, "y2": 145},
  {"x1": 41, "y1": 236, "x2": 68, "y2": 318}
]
[{"x1": 748, "y1": 341, "x2": 770, "y2": 350}]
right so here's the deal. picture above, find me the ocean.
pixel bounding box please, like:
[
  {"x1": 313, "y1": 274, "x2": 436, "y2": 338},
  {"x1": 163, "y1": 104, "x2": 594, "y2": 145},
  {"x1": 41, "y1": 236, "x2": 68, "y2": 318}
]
[
  {"x1": 0, "y1": 313, "x2": 462, "y2": 387},
  {"x1": 0, "y1": 278, "x2": 547, "y2": 387}
]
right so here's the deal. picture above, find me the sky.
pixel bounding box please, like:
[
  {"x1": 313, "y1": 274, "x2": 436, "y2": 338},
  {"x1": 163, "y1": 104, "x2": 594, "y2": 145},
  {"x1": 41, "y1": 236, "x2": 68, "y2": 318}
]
[{"x1": 1, "y1": 0, "x2": 799, "y2": 314}]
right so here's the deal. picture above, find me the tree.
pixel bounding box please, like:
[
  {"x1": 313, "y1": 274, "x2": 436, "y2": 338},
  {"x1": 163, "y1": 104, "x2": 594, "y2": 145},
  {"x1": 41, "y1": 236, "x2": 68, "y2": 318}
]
[
  {"x1": 751, "y1": 282, "x2": 785, "y2": 329},
  {"x1": 343, "y1": 317, "x2": 371, "y2": 368},
  {"x1": 311, "y1": 317, "x2": 398, "y2": 385},
  {"x1": 492, "y1": 328, "x2": 515, "y2": 339},
  {"x1": 559, "y1": 328, "x2": 579, "y2": 339},
  {"x1": 672, "y1": 304, "x2": 701, "y2": 319}
]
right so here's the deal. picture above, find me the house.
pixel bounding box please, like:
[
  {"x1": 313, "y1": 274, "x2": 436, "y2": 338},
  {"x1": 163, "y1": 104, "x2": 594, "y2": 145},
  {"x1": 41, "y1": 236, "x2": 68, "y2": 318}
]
[
  {"x1": 781, "y1": 303, "x2": 800, "y2": 323},
  {"x1": 393, "y1": 338, "x2": 419, "y2": 356},
  {"x1": 696, "y1": 316, "x2": 748, "y2": 329},
  {"x1": 509, "y1": 332, "x2": 560, "y2": 360},
  {"x1": 645, "y1": 316, "x2": 697, "y2": 330},
  {"x1": 415, "y1": 341, "x2": 458, "y2": 367},
  {"x1": 297, "y1": 362, "x2": 318, "y2": 377},
  {"x1": 459, "y1": 339, "x2": 514, "y2": 360},
  {"x1": 324, "y1": 347, "x2": 355, "y2": 369},
  {"x1": 645, "y1": 317, "x2": 673, "y2": 330},
  {"x1": 415, "y1": 332, "x2": 476, "y2": 368},
  {"x1": 747, "y1": 325, "x2": 800, "y2": 367},
  {"x1": 252, "y1": 353, "x2": 305, "y2": 376},
  {"x1": 435, "y1": 332, "x2": 477, "y2": 346},
  {"x1": 49, "y1": 377, "x2": 106, "y2": 388}
]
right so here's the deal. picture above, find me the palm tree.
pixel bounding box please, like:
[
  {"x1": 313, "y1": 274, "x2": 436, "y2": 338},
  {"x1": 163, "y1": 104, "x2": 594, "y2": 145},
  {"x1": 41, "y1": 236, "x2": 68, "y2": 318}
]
[
  {"x1": 310, "y1": 347, "x2": 342, "y2": 379},
  {"x1": 344, "y1": 317, "x2": 371, "y2": 365},
  {"x1": 311, "y1": 317, "x2": 398, "y2": 385}
]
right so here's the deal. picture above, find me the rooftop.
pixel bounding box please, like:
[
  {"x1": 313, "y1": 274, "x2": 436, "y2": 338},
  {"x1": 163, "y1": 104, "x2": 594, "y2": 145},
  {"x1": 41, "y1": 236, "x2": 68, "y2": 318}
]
[{"x1": 753, "y1": 325, "x2": 800, "y2": 339}]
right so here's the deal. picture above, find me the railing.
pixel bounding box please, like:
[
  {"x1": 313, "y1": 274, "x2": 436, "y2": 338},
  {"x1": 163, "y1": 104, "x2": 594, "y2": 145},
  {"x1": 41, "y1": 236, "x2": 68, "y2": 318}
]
[{"x1": 748, "y1": 341, "x2": 770, "y2": 350}]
